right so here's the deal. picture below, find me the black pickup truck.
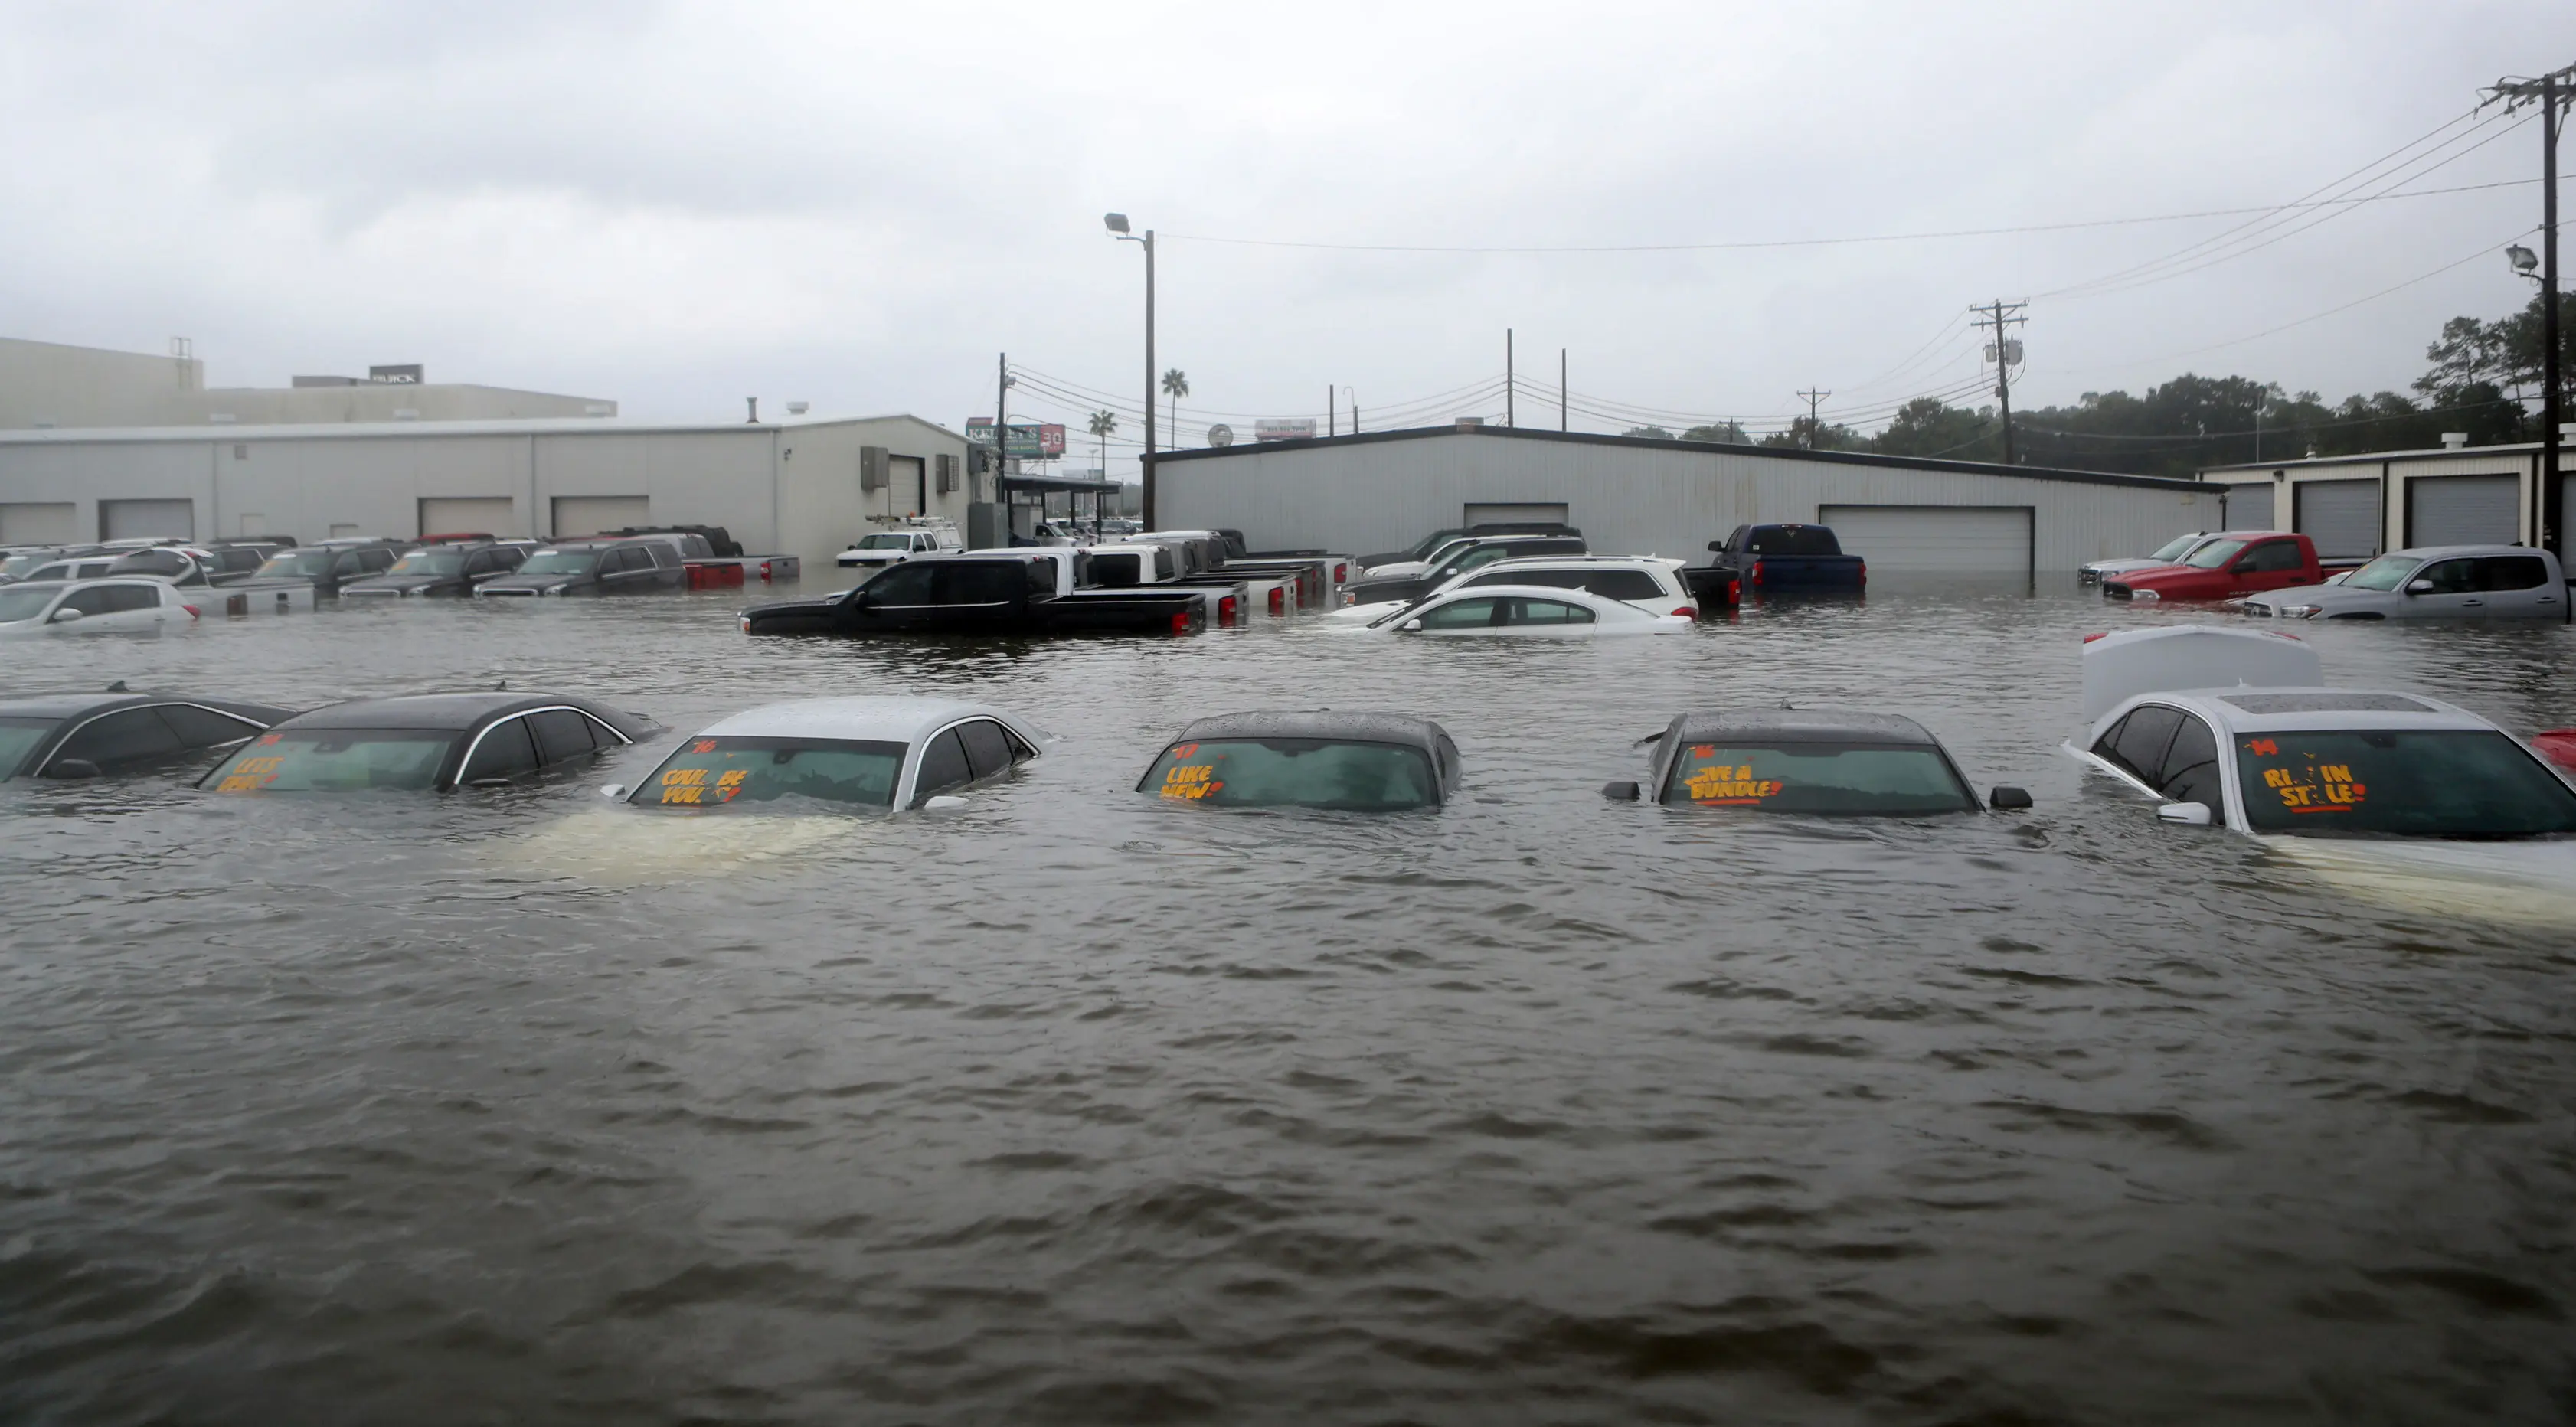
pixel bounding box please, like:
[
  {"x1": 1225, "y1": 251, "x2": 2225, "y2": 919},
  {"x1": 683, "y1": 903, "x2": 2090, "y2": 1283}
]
[
  {"x1": 740, "y1": 551, "x2": 1205, "y2": 637},
  {"x1": 1682, "y1": 524, "x2": 1867, "y2": 608}
]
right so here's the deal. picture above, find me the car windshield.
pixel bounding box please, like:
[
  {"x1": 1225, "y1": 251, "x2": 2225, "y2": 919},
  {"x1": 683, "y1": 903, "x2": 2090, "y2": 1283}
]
[
  {"x1": 0, "y1": 553, "x2": 57, "y2": 579},
  {"x1": 2147, "y1": 533, "x2": 2203, "y2": 561},
  {"x1": 388, "y1": 550, "x2": 466, "y2": 576},
  {"x1": 0, "y1": 587, "x2": 61, "y2": 624},
  {"x1": 2337, "y1": 553, "x2": 2423, "y2": 593},
  {"x1": 2183, "y1": 539, "x2": 2247, "y2": 570},
  {"x1": 256, "y1": 551, "x2": 337, "y2": 578},
  {"x1": 1661, "y1": 741, "x2": 1978, "y2": 816},
  {"x1": 0, "y1": 716, "x2": 57, "y2": 776},
  {"x1": 855, "y1": 534, "x2": 914, "y2": 550},
  {"x1": 1139, "y1": 738, "x2": 1439, "y2": 811},
  {"x1": 2234, "y1": 728, "x2": 2576, "y2": 838},
  {"x1": 517, "y1": 550, "x2": 600, "y2": 576},
  {"x1": 205, "y1": 729, "x2": 456, "y2": 792},
  {"x1": 632, "y1": 736, "x2": 906, "y2": 808}
]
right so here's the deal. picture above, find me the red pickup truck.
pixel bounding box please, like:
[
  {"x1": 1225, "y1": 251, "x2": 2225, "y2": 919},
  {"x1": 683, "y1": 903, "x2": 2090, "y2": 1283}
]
[{"x1": 2101, "y1": 531, "x2": 2319, "y2": 603}]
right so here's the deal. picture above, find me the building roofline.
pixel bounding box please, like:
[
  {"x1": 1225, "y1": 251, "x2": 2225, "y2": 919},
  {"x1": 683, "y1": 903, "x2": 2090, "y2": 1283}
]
[
  {"x1": 0, "y1": 413, "x2": 964, "y2": 445},
  {"x1": 1149, "y1": 423, "x2": 2205, "y2": 491},
  {"x1": 2200, "y1": 439, "x2": 2559, "y2": 475}
]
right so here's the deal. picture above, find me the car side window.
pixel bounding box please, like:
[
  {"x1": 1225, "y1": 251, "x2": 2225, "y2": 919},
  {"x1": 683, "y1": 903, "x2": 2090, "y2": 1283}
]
[
  {"x1": 526, "y1": 709, "x2": 601, "y2": 764},
  {"x1": 2238, "y1": 540, "x2": 2301, "y2": 573},
  {"x1": 2156, "y1": 715, "x2": 2222, "y2": 808},
  {"x1": 2415, "y1": 558, "x2": 2479, "y2": 593},
  {"x1": 60, "y1": 587, "x2": 120, "y2": 616},
  {"x1": 462, "y1": 550, "x2": 495, "y2": 575},
  {"x1": 1584, "y1": 571, "x2": 1662, "y2": 600},
  {"x1": 155, "y1": 704, "x2": 265, "y2": 748},
  {"x1": 862, "y1": 563, "x2": 937, "y2": 604},
  {"x1": 912, "y1": 729, "x2": 972, "y2": 802},
  {"x1": 941, "y1": 563, "x2": 1022, "y2": 605},
  {"x1": 2480, "y1": 555, "x2": 2548, "y2": 591},
  {"x1": 54, "y1": 708, "x2": 185, "y2": 768},
  {"x1": 102, "y1": 585, "x2": 162, "y2": 613},
  {"x1": 1505, "y1": 597, "x2": 1594, "y2": 625},
  {"x1": 1415, "y1": 596, "x2": 1502, "y2": 629},
  {"x1": 956, "y1": 720, "x2": 1013, "y2": 779},
  {"x1": 2101, "y1": 704, "x2": 2184, "y2": 781},
  {"x1": 363, "y1": 550, "x2": 397, "y2": 572},
  {"x1": 1448, "y1": 547, "x2": 1512, "y2": 575},
  {"x1": 460, "y1": 717, "x2": 539, "y2": 783},
  {"x1": 493, "y1": 546, "x2": 528, "y2": 569}
]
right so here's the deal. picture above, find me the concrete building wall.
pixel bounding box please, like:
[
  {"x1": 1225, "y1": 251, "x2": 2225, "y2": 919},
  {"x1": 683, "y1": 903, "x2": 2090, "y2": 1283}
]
[
  {"x1": 188, "y1": 383, "x2": 616, "y2": 425},
  {"x1": 0, "y1": 337, "x2": 204, "y2": 429},
  {"x1": 2204, "y1": 442, "x2": 2574, "y2": 554},
  {"x1": 1156, "y1": 428, "x2": 2214, "y2": 572},
  {"x1": 0, "y1": 415, "x2": 969, "y2": 573}
]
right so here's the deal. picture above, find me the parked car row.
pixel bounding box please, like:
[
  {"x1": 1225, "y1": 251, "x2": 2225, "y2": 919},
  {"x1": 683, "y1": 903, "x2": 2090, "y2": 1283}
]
[{"x1": 2089, "y1": 531, "x2": 2571, "y2": 621}]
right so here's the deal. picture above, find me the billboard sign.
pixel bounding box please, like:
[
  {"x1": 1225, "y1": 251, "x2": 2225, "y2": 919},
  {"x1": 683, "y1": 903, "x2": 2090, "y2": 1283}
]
[
  {"x1": 368, "y1": 364, "x2": 423, "y2": 384},
  {"x1": 966, "y1": 420, "x2": 1067, "y2": 459},
  {"x1": 1254, "y1": 418, "x2": 1316, "y2": 442}
]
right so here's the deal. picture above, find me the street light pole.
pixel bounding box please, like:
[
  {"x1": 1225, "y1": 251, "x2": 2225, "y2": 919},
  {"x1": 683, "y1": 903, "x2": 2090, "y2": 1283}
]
[
  {"x1": 2486, "y1": 65, "x2": 2573, "y2": 560},
  {"x1": 1105, "y1": 214, "x2": 1157, "y2": 525}
]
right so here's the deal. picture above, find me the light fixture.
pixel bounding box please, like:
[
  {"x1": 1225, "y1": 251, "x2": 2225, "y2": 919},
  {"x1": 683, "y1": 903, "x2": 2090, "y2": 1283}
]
[
  {"x1": 1103, "y1": 213, "x2": 1131, "y2": 234},
  {"x1": 2507, "y1": 244, "x2": 2539, "y2": 276}
]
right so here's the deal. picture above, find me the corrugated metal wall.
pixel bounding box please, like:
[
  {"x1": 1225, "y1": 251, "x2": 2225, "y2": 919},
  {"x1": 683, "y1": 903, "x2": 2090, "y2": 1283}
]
[{"x1": 1156, "y1": 431, "x2": 2212, "y2": 572}]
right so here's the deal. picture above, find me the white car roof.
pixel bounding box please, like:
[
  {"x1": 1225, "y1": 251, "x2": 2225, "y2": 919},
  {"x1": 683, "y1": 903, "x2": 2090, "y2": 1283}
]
[
  {"x1": 2368, "y1": 545, "x2": 2550, "y2": 561},
  {"x1": 1473, "y1": 554, "x2": 1683, "y2": 571},
  {"x1": 691, "y1": 696, "x2": 1043, "y2": 746},
  {"x1": 2080, "y1": 626, "x2": 2321, "y2": 722},
  {"x1": 1417, "y1": 583, "x2": 1654, "y2": 618},
  {"x1": 2106, "y1": 686, "x2": 2498, "y2": 736}
]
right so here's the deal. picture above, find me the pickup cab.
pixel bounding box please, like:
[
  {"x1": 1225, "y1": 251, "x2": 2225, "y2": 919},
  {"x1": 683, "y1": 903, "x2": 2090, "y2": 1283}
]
[
  {"x1": 839, "y1": 522, "x2": 963, "y2": 570},
  {"x1": 740, "y1": 551, "x2": 1205, "y2": 637},
  {"x1": 2103, "y1": 531, "x2": 2319, "y2": 603},
  {"x1": 1683, "y1": 524, "x2": 1866, "y2": 608}
]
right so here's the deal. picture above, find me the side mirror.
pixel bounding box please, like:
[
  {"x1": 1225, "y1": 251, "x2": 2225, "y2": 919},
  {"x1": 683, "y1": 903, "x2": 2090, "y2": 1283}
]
[
  {"x1": 1989, "y1": 785, "x2": 2032, "y2": 811},
  {"x1": 2156, "y1": 802, "x2": 2214, "y2": 826},
  {"x1": 598, "y1": 783, "x2": 627, "y2": 800},
  {"x1": 2404, "y1": 579, "x2": 2434, "y2": 595},
  {"x1": 1706, "y1": 540, "x2": 1726, "y2": 552},
  {"x1": 1399, "y1": 618, "x2": 1423, "y2": 632},
  {"x1": 1601, "y1": 780, "x2": 1642, "y2": 802},
  {"x1": 48, "y1": 607, "x2": 83, "y2": 623},
  {"x1": 44, "y1": 758, "x2": 101, "y2": 780},
  {"x1": 922, "y1": 795, "x2": 967, "y2": 811}
]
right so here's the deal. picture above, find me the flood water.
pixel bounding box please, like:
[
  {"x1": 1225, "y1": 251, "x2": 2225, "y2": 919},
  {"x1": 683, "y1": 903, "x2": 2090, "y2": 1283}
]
[{"x1": 4, "y1": 584, "x2": 2573, "y2": 1425}]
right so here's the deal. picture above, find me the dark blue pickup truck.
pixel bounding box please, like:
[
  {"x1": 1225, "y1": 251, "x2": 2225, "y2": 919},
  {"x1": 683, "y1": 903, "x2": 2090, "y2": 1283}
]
[{"x1": 1682, "y1": 524, "x2": 1868, "y2": 608}]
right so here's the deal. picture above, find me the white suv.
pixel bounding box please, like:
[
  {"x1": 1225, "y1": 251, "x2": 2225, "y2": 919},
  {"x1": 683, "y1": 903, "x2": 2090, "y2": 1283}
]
[
  {"x1": 0, "y1": 578, "x2": 198, "y2": 637},
  {"x1": 1382, "y1": 555, "x2": 1698, "y2": 619}
]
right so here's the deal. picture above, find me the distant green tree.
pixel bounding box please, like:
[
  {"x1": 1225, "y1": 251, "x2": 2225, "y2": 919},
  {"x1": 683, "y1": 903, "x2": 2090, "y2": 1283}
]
[
  {"x1": 1087, "y1": 409, "x2": 1118, "y2": 475},
  {"x1": 1869, "y1": 397, "x2": 1993, "y2": 461},
  {"x1": 1760, "y1": 416, "x2": 1858, "y2": 451},
  {"x1": 1160, "y1": 368, "x2": 1189, "y2": 446},
  {"x1": 1622, "y1": 425, "x2": 1674, "y2": 439},
  {"x1": 1682, "y1": 420, "x2": 1751, "y2": 444}
]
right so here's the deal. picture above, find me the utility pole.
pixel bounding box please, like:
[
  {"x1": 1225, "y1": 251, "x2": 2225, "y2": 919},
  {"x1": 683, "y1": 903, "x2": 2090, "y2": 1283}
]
[
  {"x1": 1506, "y1": 328, "x2": 1515, "y2": 428},
  {"x1": 1329, "y1": 386, "x2": 1335, "y2": 438},
  {"x1": 1559, "y1": 349, "x2": 1568, "y2": 431},
  {"x1": 995, "y1": 352, "x2": 1011, "y2": 512},
  {"x1": 1796, "y1": 388, "x2": 1831, "y2": 449},
  {"x1": 2486, "y1": 64, "x2": 2574, "y2": 560},
  {"x1": 1970, "y1": 299, "x2": 2028, "y2": 465}
]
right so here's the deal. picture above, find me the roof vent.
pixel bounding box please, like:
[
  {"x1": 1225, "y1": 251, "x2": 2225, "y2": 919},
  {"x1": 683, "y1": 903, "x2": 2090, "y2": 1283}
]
[
  {"x1": 1455, "y1": 417, "x2": 1485, "y2": 432},
  {"x1": 786, "y1": 401, "x2": 809, "y2": 416},
  {"x1": 2440, "y1": 431, "x2": 2468, "y2": 449}
]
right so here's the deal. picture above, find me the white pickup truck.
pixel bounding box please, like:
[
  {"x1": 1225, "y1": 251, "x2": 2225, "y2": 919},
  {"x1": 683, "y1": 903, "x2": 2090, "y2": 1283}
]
[
  {"x1": 838, "y1": 521, "x2": 964, "y2": 570},
  {"x1": 1075, "y1": 544, "x2": 1272, "y2": 626}
]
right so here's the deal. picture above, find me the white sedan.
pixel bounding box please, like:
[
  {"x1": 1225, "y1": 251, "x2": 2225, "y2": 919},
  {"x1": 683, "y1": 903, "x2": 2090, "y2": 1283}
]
[
  {"x1": 606, "y1": 696, "x2": 1050, "y2": 811},
  {"x1": 1329, "y1": 556, "x2": 1696, "y2": 623},
  {"x1": 1355, "y1": 584, "x2": 1693, "y2": 637},
  {"x1": 0, "y1": 578, "x2": 198, "y2": 637}
]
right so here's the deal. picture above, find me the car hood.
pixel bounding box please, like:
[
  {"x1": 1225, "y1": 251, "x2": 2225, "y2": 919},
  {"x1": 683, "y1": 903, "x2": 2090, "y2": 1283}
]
[
  {"x1": 2107, "y1": 563, "x2": 2218, "y2": 588},
  {"x1": 2263, "y1": 834, "x2": 2576, "y2": 930},
  {"x1": 343, "y1": 576, "x2": 453, "y2": 595},
  {"x1": 1355, "y1": 559, "x2": 1430, "y2": 580},
  {"x1": 481, "y1": 573, "x2": 587, "y2": 590},
  {"x1": 2242, "y1": 582, "x2": 2370, "y2": 607},
  {"x1": 744, "y1": 593, "x2": 842, "y2": 619},
  {"x1": 2084, "y1": 557, "x2": 2167, "y2": 573}
]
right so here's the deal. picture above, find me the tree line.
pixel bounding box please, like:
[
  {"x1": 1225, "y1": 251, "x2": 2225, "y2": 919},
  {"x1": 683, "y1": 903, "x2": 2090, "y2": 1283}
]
[{"x1": 1623, "y1": 292, "x2": 2574, "y2": 479}]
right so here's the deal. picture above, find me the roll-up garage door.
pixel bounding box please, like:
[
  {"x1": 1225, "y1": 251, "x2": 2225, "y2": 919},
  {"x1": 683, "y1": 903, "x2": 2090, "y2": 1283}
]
[
  {"x1": 420, "y1": 497, "x2": 518, "y2": 538},
  {"x1": 2404, "y1": 474, "x2": 2519, "y2": 547},
  {"x1": 1815, "y1": 505, "x2": 2031, "y2": 576},
  {"x1": 99, "y1": 499, "x2": 195, "y2": 540},
  {"x1": 550, "y1": 495, "x2": 649, "y2": 539},
  {"x1": 2220, "y1": 482, "x2": 2274, "y2": 530},
  {"x1": 0, "y1": 502, "x2": 76, "y2": 544},
  {"x1": 2292, "y1": 478, "x2": 2379, "y2": 559}
]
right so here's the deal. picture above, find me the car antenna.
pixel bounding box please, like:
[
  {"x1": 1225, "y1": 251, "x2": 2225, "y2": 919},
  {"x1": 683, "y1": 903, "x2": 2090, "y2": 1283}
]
[
  {"x1": 493, "y1": 678, "x2": 508, "y2": 691},
  {"x1": 105, "y1": 680, "x2": 128, "y2": 693}
]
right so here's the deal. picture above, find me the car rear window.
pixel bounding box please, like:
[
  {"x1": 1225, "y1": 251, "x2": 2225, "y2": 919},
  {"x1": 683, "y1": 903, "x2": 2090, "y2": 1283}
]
[
  {"x1": 2234, "y1": 728, "x2": 2576, "y2": 838},
  {"x1": 207, "y1": 729, "x2": 456, "y2": 792},
  {"x1": 1139, "y1": 738, "x2": 1439, "y2": 811},
  {"x1": 1744, "y1": 527, "x2": 1839, "y2": 557},
  {"x1": 633, "y1": 736, "x2": 907, "y2": 809},
  {"x1": 1661, "y1": 741, "x2": 1976, "y2": 816}
]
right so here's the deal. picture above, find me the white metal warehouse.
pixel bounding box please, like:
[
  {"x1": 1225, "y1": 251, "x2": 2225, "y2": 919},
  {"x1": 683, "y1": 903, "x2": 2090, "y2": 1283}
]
[
  {"x1": 1152, "y1": 423, "x2": 2216, "y2": 576},
  {"x1": 0, "y1": 414, "x2": 974, "y2": 571},
  {"x1": 2199, "y1": 437, "x2": 2574, "y2": 560}
]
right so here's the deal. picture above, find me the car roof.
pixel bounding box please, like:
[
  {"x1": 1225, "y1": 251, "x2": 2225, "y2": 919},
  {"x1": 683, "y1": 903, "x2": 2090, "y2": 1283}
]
[
  {"x1": 1662, "y1": 708, "x2": 1943, "y2": 746},
  {"x1": 2375, "y1": 545, "x2": 2548, "y2": 560},
  {"x1": 1424, "y1": 582, "x2": 1632, "y2": 608},
  {"x1": 2111, "y1": 687, "x2": 2496, "y2": 734},
  {"x1": 0, "y1": 691, "x2": 295, "y2": 722},
  {"x1": 280, "y1": 691, "x2": 606, "y2": 731},
  {"x1": 1472, "y1": 555, "x2": 1678, "y2": 570},
  {"x1": 691, "y1": 696, "x2": 1035, "y2": 745},
  {"x1": 1170, "y1": 710, "x2": 1449, "y2": 750}
]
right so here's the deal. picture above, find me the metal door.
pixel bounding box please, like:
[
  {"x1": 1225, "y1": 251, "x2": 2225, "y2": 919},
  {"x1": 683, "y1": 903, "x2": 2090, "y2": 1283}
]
[
  {"x1": 420, "y1": 496, "x2": 517, "y2": 537},
  {"x1": 99, "y1": 498, "x2": 195, "y2": 540},
  {"x1": 2219, "y1": 483, "x2": 2274, "y2": 531},
  {"x1": 550, "y1": 495, "x2": 649, "y2": 539},
  {"x1": 2404, "y1": 474, "x2": 2518, "y2": 547},
  {"x1": 0, "y1": 502, "x2": 76, "y2": 544},
  {"x1": 2292, "y1": 478, "x2": 2378, "y2": 558},
  {"x1": 1815, "y1": 505, "x2": 2031, "y2": 575}
]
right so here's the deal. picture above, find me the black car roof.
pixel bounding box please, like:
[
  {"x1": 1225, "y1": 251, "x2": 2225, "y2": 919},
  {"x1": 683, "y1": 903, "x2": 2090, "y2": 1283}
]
[
  {"x1": 1170, "y1": 710, "x2": 1449, "y2": 750},
  {"x1": 0, "y1": 692, "x2": 296, "y2": 723},
  {"x1": 277, "y1": 692, "x2": 644, "y2": 733},
  {"x1": 1662, "y1": 709, "x2": 1941, "y2": 746}
]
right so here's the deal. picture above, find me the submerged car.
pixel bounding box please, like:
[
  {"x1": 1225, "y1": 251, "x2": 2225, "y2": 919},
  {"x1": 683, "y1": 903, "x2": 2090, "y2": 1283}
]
[
  {"x1": 0, "y1": 578, "x2": 200, "y2": 637},
  {"x1": 1358, "y1": 584, "x2": 1693, "y2": 637},
  {"x1": 6, "y1": 554, "x2": 119, "y2": 586},
  {"x1": 2235, "y1": 545, "x2": 2568, "y2": 622},
  {"x1": 475, "y1": 539, "x2": 685, "y2": 597},
  {"x1": 230, "y1": 541, "x2": 407, "y2": 602},
  {"x1": 1602, "y1": 709, "x2": 2030, "y2": 815},
  {"x1": 1138, "y1": 711, "x2": 1461, "y2": 811},
  {"x1": 609, "y1": 697, "x2": 1047, "y2": 811},
  {"x1": 1, "y1": 690, "x2": 294, "y2": 780},
  {"x1": 2078, "y1": 531, "x2": 2220, "y2": 586},
  {"x1": 342, "y1": 541, "x2": 534, "y2": 599},
  {"x1": 199, "y1": 693, "x2": 658, "y2": 792}
]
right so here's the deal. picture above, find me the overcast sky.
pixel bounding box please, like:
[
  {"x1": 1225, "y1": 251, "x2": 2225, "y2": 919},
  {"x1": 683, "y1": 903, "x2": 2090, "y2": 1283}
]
[{"x1": 3, "y1": 2, "x2": 2568, "y2": 475}]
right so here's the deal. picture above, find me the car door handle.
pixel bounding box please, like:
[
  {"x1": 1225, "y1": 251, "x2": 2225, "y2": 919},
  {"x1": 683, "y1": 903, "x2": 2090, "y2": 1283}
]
[{"x1": 2463, "y1": 599, "x2": 2484, "y2": 606}]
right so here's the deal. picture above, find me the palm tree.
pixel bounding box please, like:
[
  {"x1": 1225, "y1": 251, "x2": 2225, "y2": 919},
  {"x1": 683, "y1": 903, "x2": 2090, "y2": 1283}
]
[
  {"x1": 1161, "y1": 368, "x2": 1189, "y2": 447},
  {"x1": 1087, "y1": 409, "x2": 1117, "y2": 477}
]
